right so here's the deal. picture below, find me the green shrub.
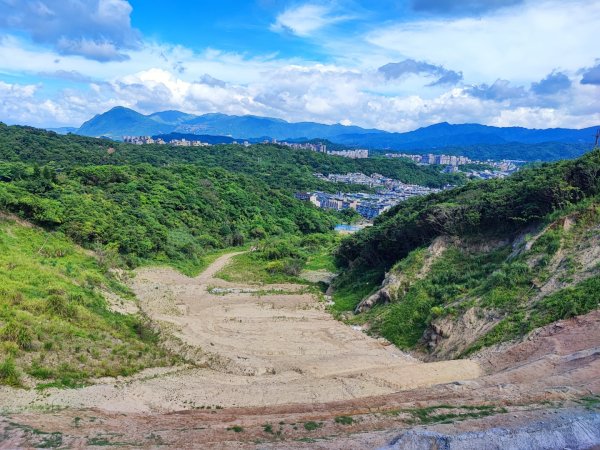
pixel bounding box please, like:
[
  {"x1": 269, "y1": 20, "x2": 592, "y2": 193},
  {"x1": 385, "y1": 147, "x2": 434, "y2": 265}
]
[
  {"x1": 334, "y1": 416, "x2": 354, "y2": 425},
  {"x1": 1, "y1": 321, "x2": 33, "y2": 350},
  {"x1": 0, "y1": 357, "x2": 21, "y2": 386},
  {"x1": 303, "y1": 421, "x2": 322, "y2": 431}
]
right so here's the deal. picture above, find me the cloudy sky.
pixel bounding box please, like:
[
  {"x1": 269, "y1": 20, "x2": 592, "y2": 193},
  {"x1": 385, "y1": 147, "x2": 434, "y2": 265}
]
[{"x1": 0, "y1": 0, "x2": 599, "y2": 131}]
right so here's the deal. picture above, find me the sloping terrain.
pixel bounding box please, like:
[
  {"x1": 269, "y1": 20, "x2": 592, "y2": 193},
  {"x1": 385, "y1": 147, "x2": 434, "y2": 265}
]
[
  {"x1": 0, "y1": 252, "x2": 479, "y2": 414},
  {"x1": 350, "y1": 204, "x2": 600, "y2": 359},
  {"x1": 335, "y1": 148, "x2": 600, "y2": 359},
  {"x1": 0, "y1": 215, "x2": 176, "y2": 389}
]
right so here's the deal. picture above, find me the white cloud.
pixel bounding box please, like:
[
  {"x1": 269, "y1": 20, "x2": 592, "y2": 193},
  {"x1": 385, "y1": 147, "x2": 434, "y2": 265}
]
[
  {"x1": 270, "y1": 4, "x2": 351, "y2": 37},
  {"x1": 0, "y1": 0, "x2": 139, "y2": 61},
  {"x1": 366, "y1": 0, "x2": 600, "y2": 83}
]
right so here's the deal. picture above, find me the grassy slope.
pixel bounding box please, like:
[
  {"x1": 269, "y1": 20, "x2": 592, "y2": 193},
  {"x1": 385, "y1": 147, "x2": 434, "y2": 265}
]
[
  {"x1": 0, "y1": 217, "x2": 176, "y2": 387},
  {"x1": 343, "y1": 201, "x2": 600, "y2": 353}
]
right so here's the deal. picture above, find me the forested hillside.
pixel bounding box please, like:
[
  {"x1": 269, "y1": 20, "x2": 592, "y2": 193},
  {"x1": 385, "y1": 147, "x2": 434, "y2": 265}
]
[
  {"x1": 336, "y1": 149, "x2": 600, "y2": 270},
  {"x1": 334, "y1": 148, "x2": 600, "y2": 356},
  {"x1": 0, "y1": 124, "x2": 460, "y2": 273},
  {"x1": 0, "y1": 123, "x2": 462, "y2": 189}
]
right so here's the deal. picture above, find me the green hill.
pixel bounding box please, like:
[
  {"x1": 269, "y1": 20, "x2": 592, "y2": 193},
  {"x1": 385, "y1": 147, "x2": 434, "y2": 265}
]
[{"x1": 333, "y1": 148, "x2": 600, "y2": 356}]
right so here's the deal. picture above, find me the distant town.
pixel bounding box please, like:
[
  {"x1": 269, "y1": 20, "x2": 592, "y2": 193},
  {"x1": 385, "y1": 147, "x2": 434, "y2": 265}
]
[
  {"x1": 386, "y1": 152, "x2": 523, "y2": 180},
  {"x1": 122, "y1": 136, "x2": 522, "y2": 176},
  {"x1": 296, "y1": 172, "x2": 444, "y2": 219},
  {"x1": 274, "y1": 140, "x2": 369, "y2": 159},
  {"x1": 123, "y1": 136, "x2": 370, "y2": 159}
]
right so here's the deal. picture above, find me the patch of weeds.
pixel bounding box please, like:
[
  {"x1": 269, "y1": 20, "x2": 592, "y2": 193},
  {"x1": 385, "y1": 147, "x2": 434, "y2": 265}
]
[
  {"x1": 263, "y1": 423, "x2": 274, "y2": 434},
  {"x1": 387, "y1": 405, "x2": 506, "y2": 425},
  {"x1": 227, "y1": 425, "x2": 244, "y2": 433},
  {"x1": 6, "y1": 422, "x2": 62, "y2": 448},
  {"x1": 0, "y1": 357, "x2": 21, "y2": 387},
  {"x1": 303, "y1": 421, "x2": 322, "y2": 431},
  {"x1": 87, "y1": 434, "x2": 130, "y2": 446},
  {"x1": 334, "y1": 415, "x2": 354, "y2": 425},
  {"x1": 36, "y1": 432, "x2": 63, "y2": 449},
  {"x1": 577, "y1": 395, "x2": 600, "y2": 410}
]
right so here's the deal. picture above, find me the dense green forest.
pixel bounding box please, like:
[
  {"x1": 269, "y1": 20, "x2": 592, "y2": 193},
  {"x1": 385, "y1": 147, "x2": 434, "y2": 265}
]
[
  {"x1": 0, "y1": 162, "x2": 336, "y2": 271},
  {"x1": 0, "y1": 124, "x2": 463, "y2": 190},
  {"x1": 0, "y1": 123, "x2": 462, "y2": 271}
]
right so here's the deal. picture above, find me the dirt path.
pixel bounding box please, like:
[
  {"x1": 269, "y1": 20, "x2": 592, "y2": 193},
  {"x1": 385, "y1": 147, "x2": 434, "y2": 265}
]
[{"x1": 0, "y1": 252, "x2": 479, "y2": 414}]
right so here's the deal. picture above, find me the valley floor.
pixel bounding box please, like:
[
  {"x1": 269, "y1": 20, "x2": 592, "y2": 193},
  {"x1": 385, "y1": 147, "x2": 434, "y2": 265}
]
[
  {"x1": 0, "y1": 252, "x2": 599, "y2": 448},
  {"x1": 0, "y1": 252, "x2": 479, "y2": 413}
]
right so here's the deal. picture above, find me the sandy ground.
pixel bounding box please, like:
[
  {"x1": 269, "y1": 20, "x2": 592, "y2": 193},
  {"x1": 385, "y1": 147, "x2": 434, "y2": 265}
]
[{"x1": 0, "y1": 252, "x2": 479, "y2": 414}]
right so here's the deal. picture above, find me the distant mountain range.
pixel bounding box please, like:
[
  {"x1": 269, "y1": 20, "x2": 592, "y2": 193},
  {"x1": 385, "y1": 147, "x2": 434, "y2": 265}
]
[{"x1": 65, "y1": 106, "x2": 598, "y2": 160}]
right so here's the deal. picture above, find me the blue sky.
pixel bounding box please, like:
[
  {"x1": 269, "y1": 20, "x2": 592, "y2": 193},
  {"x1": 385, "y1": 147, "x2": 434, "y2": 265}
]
[{"x1": 0, "y1": 0, "x2": 599, "y2": 130}]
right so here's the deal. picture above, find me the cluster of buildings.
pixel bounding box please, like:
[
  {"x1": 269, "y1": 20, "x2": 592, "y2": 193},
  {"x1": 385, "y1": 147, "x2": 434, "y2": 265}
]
[
  {"x1": 385, "y1": 151, "x2": 521, "y2": 171},
  {"x1": 296, "y1": 172, "x2": 442, "y2": 219},
  {"x1": 274, "y1": 140, "x2": 369, "y2": 159},
  {"x1": 123, "y1": 136, "x2": 212, "y2": 147},
  {"x1": 313, "y1": 172, "x2": 440, "y2": 194},
  {"x1": 273, "y1": 141, "x2": 327, "y2": 153},
  {"x1": 386, "y1": 152, "x2": 472, "y2": 166},
  {"x1": 462, "y1": 169, "x2": 515, "y2": 180},
  {"x1": 327, "y1": 149, "x2": 369, "y2": 159},
  {"x1": 123, "y1": 136, "x2": 163, "y2": 145}
]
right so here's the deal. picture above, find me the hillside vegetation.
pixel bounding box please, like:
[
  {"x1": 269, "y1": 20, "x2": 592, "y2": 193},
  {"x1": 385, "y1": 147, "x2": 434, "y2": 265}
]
[
  {"x1": 0, "y1": 123, "x2": 461, "y2": 274},
  {"x1": 0, "y1": 123, "x2": 462, "y2": 189},
  {"x1": 334, "y1": 148, "x2": 600, "y2": 356},
  {"x1": 0, "y1": 216, "x2": 176, "y2": 388}
]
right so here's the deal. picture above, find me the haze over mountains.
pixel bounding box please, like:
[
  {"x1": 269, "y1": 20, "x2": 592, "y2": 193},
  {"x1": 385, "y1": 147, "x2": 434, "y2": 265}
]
[{"x1": 59, "y1": 106, "x2": 599, "y2": 161}]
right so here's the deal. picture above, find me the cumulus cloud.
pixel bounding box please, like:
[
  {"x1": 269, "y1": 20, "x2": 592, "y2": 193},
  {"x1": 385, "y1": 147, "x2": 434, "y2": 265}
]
[
  {"x1": 465, "y1": 79, "x2": 526, "y2": 101},
  {"x1": 580, "y1": 61, "x2": 600, "y2": 85},
  {"x1": 531, "y1": 71, "x2": 571, "y2": 95},
  {"x1": 378, "y1": 59, "x2": 463, "y2": 86},
  {"x1": 0, "y1": 27, "x2": 598, "y2": 131},
  {"x1": 0, "y1": 0, "x2": 139, "y2": 61},
  {"x1": 411, "y1": 0, "x2": 523, "y2": 15},
  {"x1": 367, "y1": 0, "x2": 600, "y2": 82},
  {"x1": 270, "y1": 4, "x2": 351, "y2": 36}
]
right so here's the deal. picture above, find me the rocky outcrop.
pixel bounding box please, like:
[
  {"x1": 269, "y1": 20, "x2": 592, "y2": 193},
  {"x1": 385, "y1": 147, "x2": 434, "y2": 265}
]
[
  {"x1": 382, "y1": 411, "x2": 600, "y2": 450},
  {"x1": 354, "y1": 237, "x2": 450, "y2": 314},
  {"x1": 422, "y1": 307, "x2": 501, "y2": 360},
  {"x1": 354, "y1": 271, "x2": 399, "y2": 313}
]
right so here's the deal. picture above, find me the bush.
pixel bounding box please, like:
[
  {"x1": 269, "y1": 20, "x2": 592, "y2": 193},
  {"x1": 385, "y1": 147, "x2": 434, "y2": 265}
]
[
  {"x1": 0, "y1": 357, "x2": 21, "y2": 386},
  {"x1": 334, "y1": 416, "x2": 354, "y2": 425},
  {"x1": 1, "y1": 321, "x2": 33, "y2": 350}
]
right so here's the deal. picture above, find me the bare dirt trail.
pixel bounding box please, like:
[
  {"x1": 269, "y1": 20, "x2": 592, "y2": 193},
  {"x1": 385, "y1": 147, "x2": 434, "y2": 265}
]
[{"x1": 0, "y1": 252, "x2": 479, "y2": 415}]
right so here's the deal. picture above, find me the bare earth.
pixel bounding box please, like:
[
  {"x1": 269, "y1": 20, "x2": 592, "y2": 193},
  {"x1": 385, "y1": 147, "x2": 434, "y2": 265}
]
[
  {"x1": 0, "y1": 252, "x2": 478, "y2": 414},
  {"x1": 1, "y1": 252, "x2": 598, "y2": 448}
]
